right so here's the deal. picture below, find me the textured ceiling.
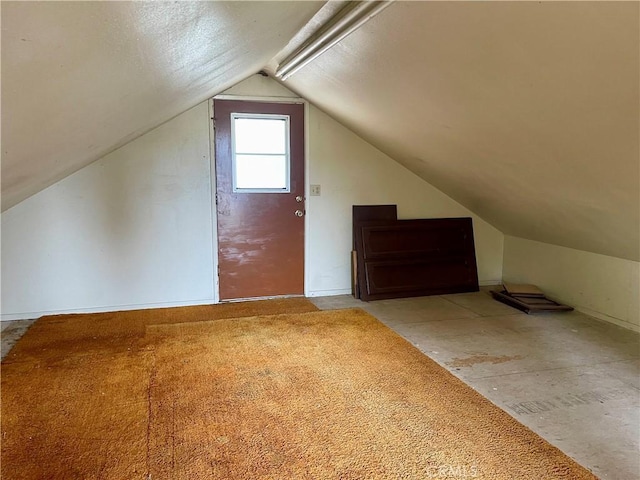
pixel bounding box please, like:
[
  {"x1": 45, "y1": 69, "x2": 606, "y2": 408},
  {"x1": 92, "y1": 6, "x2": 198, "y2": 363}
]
[
  {"x1": 276, "y1": 1, "x2": 640, "y2": 261},
  {"x1": 2, "y1": 1, "x2": 638, "y2": 262},
  {"x1": 1, "y1": 0, "x2": 323, "y2": 210}
]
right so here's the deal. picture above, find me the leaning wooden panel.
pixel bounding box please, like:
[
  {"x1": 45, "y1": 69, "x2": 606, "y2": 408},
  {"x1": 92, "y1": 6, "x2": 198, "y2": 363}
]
[
  {"x1": 355, "y1": 218, "x2": 479, "y2": 301},
  {"x1": 352, "y1": 205, "x2": 397, "y2": 298},
  {"x1": 352, "y1": 204, "x2": 398, "y2": 249},
  {"x1": 364, "y1": 258, "x2": 478, "y2": 298}
]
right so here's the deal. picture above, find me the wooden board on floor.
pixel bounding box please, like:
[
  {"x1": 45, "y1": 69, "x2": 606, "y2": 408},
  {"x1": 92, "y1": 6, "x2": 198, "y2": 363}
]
[{"x1": 491, "y1": 290, "x2": 573, "y2": 314}]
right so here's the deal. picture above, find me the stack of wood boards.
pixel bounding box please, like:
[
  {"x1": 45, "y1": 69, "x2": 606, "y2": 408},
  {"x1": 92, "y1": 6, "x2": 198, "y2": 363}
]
[
  {"x1": 490, "y1": 283, "x2": 573, "y2": 314},
  {"x1": 352, "y1": 205, "x2": 479, "y2": 301}
]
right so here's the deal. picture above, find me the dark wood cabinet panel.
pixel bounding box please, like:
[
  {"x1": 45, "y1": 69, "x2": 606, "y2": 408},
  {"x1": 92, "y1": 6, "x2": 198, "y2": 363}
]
[
  {"x1": 361, "y1": 220, "x2": 471, "y2": 259},
  {"x1": 352, "y1": 205, "x2": 398, "y2": 298},
  {"x1": 354, "y1": 217, "x2": 479, "y2": 301},
  {"x1": 352, "y1": 205, "x2": 397, "y2": 248}
]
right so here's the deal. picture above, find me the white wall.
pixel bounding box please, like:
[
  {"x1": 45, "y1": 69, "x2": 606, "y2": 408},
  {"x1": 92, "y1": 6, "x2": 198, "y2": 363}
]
[
  {"x1": 1, "y1": 75, "x2": 504, "y2": 320},
  {"x1": 1, "y1": 103, "x2": 215, "y2": 320},
  {"x1": 305, "y1": 104, "x2": 504, "y2": 295},
  {"x1": 503, "y1": 236, "x2": 640, "y2": 332}
]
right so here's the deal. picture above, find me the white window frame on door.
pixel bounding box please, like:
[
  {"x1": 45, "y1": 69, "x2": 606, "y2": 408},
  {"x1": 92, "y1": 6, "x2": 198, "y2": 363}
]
[{"x1": 230, "y1": 113, "x2": 291, "y2": 194}]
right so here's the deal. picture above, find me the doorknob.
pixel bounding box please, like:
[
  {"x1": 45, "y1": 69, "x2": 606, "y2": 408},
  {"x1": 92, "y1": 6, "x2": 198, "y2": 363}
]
[
  {"x1": 295, "y1": 210, "x2": 305, "y2": 217},
  {"x1": 295, "y1": 195, "x2": 304, "y2": 203}
]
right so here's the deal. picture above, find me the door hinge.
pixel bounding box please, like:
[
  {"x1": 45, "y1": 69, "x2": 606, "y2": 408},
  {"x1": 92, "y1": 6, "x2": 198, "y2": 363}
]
[{"x1": 215, "y1": 193, "x2": 219, "y2": 206}]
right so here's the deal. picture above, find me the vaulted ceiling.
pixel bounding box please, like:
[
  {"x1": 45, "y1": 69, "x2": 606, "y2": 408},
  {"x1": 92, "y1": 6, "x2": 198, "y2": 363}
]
[
  {"x1": 1, "y1": 1, "x2": 324, "y2": 209},
  {"x1": 2, "y1": 1, "x2": 639, "y2": 261}
]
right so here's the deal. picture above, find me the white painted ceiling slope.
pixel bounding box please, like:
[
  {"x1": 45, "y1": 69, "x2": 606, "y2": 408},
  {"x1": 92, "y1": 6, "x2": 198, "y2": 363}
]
[
  {"x1": 3, "y1": 2, "x2": 639, "y2": 262},
  {"x1": 1, "y1": 0, "x2": 324, "y2": 210},
  {"x1": 275, "y1": 1, "x2": 639, "y2": 262}
]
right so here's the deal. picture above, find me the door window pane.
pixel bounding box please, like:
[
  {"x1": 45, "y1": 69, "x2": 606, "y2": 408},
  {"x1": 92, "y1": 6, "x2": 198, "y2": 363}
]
[
  {"x1": 235, "y1": 155, "x2": 287, "y2": 189},
  {"x1": 232, "y1": 114, "x2": 290, "y2": 193},
  {"x1": 234, "y1": 118, "x2": 286, "y2": 154}
]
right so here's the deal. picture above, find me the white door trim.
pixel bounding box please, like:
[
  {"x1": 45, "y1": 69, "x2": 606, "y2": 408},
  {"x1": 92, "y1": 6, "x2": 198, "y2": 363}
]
[{"x1": 208, "y1": 98, "x2": 220, "y2": 304}]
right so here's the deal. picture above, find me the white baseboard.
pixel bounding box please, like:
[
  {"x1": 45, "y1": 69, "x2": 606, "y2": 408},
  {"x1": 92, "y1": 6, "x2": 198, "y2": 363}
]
[
  {"x1": 574, "y1": 306, "x2": 639, "y2": 333},
  {"x1": 306, "y1": 288, "x2": 352, "y2": 298},
  {"x1": 0, "y1": 298, "x2": 218, "y2": 322},
  {"x1": 307, "y1": 283, "x2": 502, "y2": 298}
]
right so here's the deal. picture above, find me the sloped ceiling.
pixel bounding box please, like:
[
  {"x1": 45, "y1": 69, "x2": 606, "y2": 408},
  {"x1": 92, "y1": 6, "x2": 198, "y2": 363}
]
[
  {"x1": 1, "y1": 0, "x2": 323, "y2": 210},
  {"x1": 275, "y1": 1, "x2": 640, "y2": 261},
  {"x1": 2, "y1": 1, "x2": 639, "y2": 262}
]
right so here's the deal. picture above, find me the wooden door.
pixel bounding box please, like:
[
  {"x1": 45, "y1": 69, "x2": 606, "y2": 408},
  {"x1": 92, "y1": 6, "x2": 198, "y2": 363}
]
[{"x1": 214, "y1": 99, "x2": 305, "y2": 300}]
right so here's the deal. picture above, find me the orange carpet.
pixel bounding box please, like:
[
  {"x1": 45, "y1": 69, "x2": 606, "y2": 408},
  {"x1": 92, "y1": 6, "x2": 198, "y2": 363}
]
[
  {"x1": 2, "y1": 297, "x2": 318, "y2": 363},
  {"x1": 1, "y1": 300, "x2": 598, "y2": 479},
  {"x1": 1, "y1": 298, "x2": 318, "y2": 479}
]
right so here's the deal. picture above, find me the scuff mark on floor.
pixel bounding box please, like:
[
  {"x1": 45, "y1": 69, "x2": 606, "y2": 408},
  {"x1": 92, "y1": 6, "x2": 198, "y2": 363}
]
[{"x1": 446, "y1": 353, "x2": 523, "y2": 368}]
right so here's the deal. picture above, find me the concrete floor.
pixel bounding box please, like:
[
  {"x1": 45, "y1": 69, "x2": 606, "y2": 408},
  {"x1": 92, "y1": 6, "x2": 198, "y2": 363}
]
[
  {"x1": 1, "y1": 291, "x2": 638, "y2": 479},
  {"x1": 310, "y1": 290, "x2": 640, "y2": 480},
  {"x1": 1, "y1": 318, "x2": 35, "y2": 360}
]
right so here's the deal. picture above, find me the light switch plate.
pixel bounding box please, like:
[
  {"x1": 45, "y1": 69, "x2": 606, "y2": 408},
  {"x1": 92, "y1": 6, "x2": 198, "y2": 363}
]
[{"x1": 310, "y1": 184, "x2": 321, "y2": 196}]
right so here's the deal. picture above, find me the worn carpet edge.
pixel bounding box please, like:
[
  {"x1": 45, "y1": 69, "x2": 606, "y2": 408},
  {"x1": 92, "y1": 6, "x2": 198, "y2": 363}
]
[
  {"x1": 1, "y1": 297, "x2": 319, "y2": 364},
  {"x1": 32, "y1": 296, "x2": 318, "y2": 322}
]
